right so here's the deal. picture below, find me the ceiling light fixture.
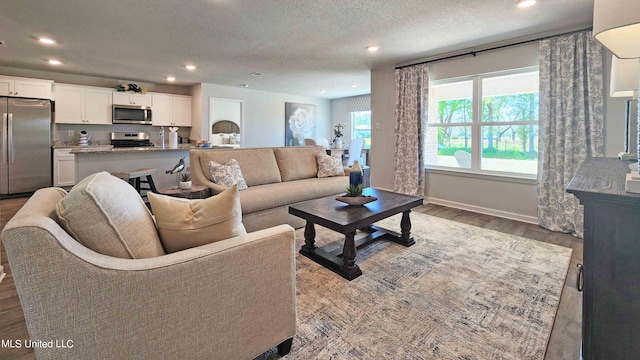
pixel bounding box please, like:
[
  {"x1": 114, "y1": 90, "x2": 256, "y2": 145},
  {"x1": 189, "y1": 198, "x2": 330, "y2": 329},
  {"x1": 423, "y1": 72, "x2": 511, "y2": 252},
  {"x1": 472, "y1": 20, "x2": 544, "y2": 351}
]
[
  {"x1": 320, "y1": 90, "x2": 327, "y2": 93},
  {"x1": 240, "y1": 84, "x2": 249, "y2": 88},
  {"x1": 250, "y1": 72, "x2": 264, "y2": 77},
  {"x1": 185, "y1": 65, "x2": 196, "y2": 71},
  {"x1": 367, "y1": 45, "x2": 379, "y2": 52},
  {"x1": 39, "y1": 37, "x2": 56, "y2": 45},
  {"x1": 48, "y1": 59, "x2": 61, "y2": 65},
  {"x1": 351, "y1": 84, "x2": 358, "y2": 88},
  {"x1": 166, "y1": 76, "x2": 176, "y2": 82},
  {"x1": 516, "y1": 0, "x2": 536, "y2": 8}
]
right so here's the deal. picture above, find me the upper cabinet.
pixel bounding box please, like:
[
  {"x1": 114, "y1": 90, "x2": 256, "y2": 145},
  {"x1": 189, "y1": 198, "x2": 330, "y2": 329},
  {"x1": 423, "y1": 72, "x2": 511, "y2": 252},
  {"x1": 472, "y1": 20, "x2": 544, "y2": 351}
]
[
  {"x1": 0, "y1": 76, "x2": 53, "y2": 99},
  {"x1": 112, "y1": 92, "x2": 151, "y2": 107},
  {"x1": 151, "y1": 93, "x2": 192, "y2": 127},
  {"x1": 55, "y1": 84, "x2": 112, "y2": 125}
]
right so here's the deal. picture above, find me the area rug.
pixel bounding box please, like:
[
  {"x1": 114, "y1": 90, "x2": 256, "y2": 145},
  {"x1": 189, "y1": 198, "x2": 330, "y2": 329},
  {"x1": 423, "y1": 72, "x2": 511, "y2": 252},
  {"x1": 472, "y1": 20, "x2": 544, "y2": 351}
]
[{"x1": 258, "y1": 212, "x2": 572, "y2": 360}]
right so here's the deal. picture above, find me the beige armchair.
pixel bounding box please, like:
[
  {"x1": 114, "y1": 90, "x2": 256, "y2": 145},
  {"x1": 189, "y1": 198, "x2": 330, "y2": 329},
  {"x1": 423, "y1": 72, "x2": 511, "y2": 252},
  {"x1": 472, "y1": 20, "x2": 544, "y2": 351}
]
[{"x1": 1, "y1": 188, "x2": 297, "y2": 360}]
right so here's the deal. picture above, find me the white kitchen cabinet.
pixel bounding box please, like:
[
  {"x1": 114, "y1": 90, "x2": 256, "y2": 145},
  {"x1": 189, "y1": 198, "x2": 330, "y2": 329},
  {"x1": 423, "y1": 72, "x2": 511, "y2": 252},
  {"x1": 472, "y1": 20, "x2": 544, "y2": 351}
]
[
  {"x1": 112, "y1": 92, "x2": 151, "y2": 106},
  {"x1": 55, "y1": 84, "x2": 112, "y2": 124},
  {"x1": 53, "y1": 148, "x2": 76, "y2": 186},
  {"x1": 0, "y1": 75, "x2": 53, "y2": 99},
  {"x1": 151, "y1": 94, "x2": 191, "y2": 127}
]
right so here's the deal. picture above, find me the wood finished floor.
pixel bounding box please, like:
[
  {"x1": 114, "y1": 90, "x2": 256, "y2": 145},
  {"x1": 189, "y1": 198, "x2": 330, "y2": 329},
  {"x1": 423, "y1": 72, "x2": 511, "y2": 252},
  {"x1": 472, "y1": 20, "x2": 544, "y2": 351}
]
[{"x1": 0, "y1": 198, "x2": 582, "y2": 360}]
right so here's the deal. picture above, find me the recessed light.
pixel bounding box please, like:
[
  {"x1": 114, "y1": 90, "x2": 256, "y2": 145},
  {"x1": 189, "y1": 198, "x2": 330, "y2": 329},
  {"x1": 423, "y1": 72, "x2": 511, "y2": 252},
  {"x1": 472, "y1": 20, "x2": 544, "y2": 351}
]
[
  {"x1": 320, "y1": 90, "x2": 327, "y2": 93},
  {"x1": 516, "y1": 0, "x2": 536, "y2": 8},
  {"x1": 366, "y1": 45, "x2": 379, "y2": 52},
  {"x1": 39, "y1": 38, "x2": 56, "y2": 45},
  {"x1": 166, "y1": 76, "x2": 176, "y2": 82},
  {"x1": 240, "y1": 84, "x2": 249, "y2": 88},
  {"x1": 48, "y1": 59, "x2": 62, "y2": 65},
  {"x1": 250, "y1": 72, "x2": 264, "y2": 77},
  {"x1": 351, "y1": 84, "x2": 358, "y2": 88},
  {"x1": 185, "y1": 65, "x2": 196, "y2": 71}
]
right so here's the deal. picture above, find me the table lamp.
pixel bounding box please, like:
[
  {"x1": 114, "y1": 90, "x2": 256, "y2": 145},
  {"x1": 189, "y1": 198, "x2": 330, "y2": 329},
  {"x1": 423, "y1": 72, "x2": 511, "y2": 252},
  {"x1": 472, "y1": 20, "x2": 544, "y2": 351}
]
[
  {"x1": 593, "y1": 0, "x2": 640, "y2": 192},
  {"x1": 610, "y1": 56, "x2": 640, "y2": 161}
]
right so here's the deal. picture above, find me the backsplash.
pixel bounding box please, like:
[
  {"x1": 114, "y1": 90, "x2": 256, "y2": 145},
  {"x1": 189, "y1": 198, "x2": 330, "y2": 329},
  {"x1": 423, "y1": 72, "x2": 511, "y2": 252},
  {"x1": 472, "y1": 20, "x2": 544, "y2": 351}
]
[{"x1": 53, "y1": 124, "x2": 193, "y2": 146}]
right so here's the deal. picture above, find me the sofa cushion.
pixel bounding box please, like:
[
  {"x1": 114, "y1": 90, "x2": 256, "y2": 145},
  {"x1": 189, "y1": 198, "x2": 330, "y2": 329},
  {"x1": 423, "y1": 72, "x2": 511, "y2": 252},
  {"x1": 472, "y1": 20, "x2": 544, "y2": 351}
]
[
  {"x1": 316, "y1": 153, "x2": 345, "y2": 178},
  {"x1": 209, "y1": 159, "x2": 248, "y2": 190},
  {"x1": 56, "y1": 172, "x2": 165, "y2": 259},
  {"x1": 274, "y1": 146, "x2": 324, "y2": 182},
  {"x1": 148, "y1": 185, "x2": 246, "y2": 253},
  {"x1": 197, "y1": 148, "x2": 281, "y2": 186},
  {"x1": 239, "y1": 176, "x2": 348, "y2": 214}
]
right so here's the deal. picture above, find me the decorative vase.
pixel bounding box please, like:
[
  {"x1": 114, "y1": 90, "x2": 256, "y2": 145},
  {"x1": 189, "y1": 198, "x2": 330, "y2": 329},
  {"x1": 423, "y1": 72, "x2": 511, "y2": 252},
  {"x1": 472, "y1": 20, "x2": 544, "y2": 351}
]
[
  {"x1": 178, "y1": 181, "x2": 192, "y2": 190},
  {"x1": 349, "y1": 160, "x2": 363, "y2": 188},
  {"x1": 334, "y1": 138, "x2": 343, "y2": 149}
]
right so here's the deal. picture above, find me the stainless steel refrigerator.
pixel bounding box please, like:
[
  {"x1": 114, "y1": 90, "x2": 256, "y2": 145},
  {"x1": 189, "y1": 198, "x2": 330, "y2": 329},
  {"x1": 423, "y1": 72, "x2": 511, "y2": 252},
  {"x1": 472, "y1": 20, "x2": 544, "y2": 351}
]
[{"x1": 1, "y1": 97, "x2": 52, "y2": 195}]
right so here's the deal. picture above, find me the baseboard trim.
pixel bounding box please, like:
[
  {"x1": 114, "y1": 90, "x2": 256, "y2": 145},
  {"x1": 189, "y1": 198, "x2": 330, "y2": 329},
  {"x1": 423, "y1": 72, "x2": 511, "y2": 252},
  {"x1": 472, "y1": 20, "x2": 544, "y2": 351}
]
[{"x1": 426, "y1": 197, "x2": 539, "y2": 225}]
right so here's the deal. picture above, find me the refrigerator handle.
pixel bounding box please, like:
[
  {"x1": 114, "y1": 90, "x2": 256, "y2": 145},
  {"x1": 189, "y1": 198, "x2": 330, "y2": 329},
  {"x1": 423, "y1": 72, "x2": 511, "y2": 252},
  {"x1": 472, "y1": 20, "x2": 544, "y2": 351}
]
[
  {"x1": 8, "y1": 113, "x2": 13, "y2": 164},
  {"x1": 1, "y1": 113, "x2": 6, "y2": 165}
]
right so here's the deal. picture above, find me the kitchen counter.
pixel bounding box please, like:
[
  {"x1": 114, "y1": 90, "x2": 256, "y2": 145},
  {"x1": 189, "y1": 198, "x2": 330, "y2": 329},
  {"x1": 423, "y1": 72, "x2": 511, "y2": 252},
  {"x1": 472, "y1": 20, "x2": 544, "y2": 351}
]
[
  {"x1": 74, "y1": 146, "x2": 192, "y2": 189},
  {"x1": 70, "y1": 145, "x2": 193, "y2": 154}
]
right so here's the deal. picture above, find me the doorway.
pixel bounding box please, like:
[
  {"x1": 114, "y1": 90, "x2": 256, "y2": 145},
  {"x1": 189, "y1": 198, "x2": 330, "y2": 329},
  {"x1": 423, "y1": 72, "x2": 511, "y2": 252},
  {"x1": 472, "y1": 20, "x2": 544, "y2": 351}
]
[{"x1": 209, "y1": 98, "x2": 244, "y2": 147}]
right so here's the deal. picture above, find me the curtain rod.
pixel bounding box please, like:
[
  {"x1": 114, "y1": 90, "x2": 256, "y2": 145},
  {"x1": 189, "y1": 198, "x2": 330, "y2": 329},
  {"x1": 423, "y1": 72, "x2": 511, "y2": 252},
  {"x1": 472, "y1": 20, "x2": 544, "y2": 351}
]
[{"x1": 394, "y1": 27, "x2": 593, "y2": 70}]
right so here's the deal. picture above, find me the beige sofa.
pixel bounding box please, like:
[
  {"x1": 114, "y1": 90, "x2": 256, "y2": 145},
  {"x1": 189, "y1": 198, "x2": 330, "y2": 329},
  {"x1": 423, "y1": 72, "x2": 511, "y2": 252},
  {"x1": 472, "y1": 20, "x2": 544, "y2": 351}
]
[
  {"x1": 190, "y1": 146, "x2": 349, "y2": 232},
  {"x1": 2, "y1": 186, "x2": 297, "y2": 360}
]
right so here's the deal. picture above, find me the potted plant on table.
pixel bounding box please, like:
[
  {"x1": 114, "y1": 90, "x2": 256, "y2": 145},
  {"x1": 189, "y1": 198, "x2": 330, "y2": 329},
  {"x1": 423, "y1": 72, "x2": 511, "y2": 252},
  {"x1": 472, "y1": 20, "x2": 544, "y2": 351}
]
[
  {"x1": 179, "y1": 172, "x2": 192, "y2": 190},
  {"x1": 336, "y1": 184, "x2": 377, "y2": 205},
  {"x1": 333, "y1": 123, "x2": 345, "y2": 149}
]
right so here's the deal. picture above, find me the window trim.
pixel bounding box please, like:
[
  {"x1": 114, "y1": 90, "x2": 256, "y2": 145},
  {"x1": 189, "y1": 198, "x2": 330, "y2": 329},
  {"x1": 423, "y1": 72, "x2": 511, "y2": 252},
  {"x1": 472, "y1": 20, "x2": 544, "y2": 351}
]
[
  {"x1": 427, "y1": 66, "x2": 539, "y2": 177},
  {"x1": 350, "y1": 110, "x2": 372, "y2": 149}
]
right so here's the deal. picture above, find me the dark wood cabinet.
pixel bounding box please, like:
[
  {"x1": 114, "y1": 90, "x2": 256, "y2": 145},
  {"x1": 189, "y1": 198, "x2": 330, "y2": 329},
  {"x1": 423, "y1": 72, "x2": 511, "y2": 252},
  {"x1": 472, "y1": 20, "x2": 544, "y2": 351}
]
[{"x1": 567, "y1": 157, "x2": 640, "y2": 360}]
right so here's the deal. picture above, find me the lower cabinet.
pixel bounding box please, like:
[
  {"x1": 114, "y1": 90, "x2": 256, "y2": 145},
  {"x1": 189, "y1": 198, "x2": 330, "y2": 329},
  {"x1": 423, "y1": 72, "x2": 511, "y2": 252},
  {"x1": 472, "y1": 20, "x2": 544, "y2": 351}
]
[
  {"x1": 567, "y1": 158, "x2": 640, "y2": 360},
  {"x1": 53, "y1": 148, "x2": 76, "y2": 187}
]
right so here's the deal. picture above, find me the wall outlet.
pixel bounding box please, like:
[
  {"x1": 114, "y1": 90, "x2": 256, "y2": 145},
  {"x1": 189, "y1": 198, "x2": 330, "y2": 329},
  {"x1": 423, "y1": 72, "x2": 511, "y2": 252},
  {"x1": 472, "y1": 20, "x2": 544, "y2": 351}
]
[{"x1": 68, "y1": 130, "x2": 74, "y2": 137}]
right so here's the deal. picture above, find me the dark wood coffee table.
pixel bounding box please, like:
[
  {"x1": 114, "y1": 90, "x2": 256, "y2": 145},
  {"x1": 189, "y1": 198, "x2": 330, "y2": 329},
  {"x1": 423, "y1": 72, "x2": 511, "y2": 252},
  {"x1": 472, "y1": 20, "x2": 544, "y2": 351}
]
[{"x1": 289, "y1": 188, "x2": 423, "y2": 280}]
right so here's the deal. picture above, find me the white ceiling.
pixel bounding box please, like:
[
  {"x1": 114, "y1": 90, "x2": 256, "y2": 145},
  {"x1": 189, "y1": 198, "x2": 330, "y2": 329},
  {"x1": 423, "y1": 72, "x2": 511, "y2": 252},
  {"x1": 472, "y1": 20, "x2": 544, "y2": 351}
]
[{"x1": 0, "y1": 0, "x2": 593, "y2": 99}]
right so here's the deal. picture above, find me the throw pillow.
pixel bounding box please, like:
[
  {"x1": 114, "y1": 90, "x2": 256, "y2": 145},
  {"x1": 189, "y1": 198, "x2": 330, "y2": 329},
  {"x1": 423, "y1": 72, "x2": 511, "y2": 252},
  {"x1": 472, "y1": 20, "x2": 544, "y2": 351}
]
[
  {"x1": 147, "y1": 185, "x2": 247, "y2": 253},
  {"x1": 316, "y1": 153, "x2": 345, "y2": 178},
  {"x1": 56, "y1": 171, "x2": 165, "y2": 259},
  {"x1": 209, "y1": 159, "x2": 248, "y2": 190}
]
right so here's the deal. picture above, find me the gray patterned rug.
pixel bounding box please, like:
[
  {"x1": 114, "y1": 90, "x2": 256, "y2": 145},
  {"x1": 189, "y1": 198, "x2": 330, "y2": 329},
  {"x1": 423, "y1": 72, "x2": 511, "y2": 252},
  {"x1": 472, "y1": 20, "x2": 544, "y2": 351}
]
[{"x1": 257, "y1": 212, "x2": 572, "y2": 360}]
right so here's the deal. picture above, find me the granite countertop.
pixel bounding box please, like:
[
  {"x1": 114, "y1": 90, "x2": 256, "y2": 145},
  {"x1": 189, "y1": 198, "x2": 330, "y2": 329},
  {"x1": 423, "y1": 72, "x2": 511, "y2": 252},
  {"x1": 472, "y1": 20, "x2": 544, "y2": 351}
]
[{"x1": 70, "y1": 145, "x2": 193, "y2": 154}]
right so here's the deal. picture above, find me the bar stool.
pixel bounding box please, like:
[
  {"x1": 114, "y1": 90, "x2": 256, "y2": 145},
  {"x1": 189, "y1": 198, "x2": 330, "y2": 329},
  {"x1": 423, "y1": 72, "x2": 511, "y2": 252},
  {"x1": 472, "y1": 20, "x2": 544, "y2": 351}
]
[{"x1": 111, "y1": 168, "x2": 158, "y2": 205}]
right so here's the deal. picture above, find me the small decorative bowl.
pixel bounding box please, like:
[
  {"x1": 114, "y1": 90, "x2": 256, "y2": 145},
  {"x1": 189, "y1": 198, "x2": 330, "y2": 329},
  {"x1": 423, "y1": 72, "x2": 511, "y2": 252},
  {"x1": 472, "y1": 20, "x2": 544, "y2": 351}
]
[{"x1": 335, "y1": 196, "x2": 377, "y2": 206}]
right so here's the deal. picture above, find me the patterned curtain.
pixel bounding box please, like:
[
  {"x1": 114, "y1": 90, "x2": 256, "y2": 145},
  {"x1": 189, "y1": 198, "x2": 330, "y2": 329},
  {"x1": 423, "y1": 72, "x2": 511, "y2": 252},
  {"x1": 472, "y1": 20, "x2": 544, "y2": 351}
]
[
  {"x1": 537, "y1": 31, "x2": 604, "y2": 237},
  {"x1": 394, "y1": 65, "x2": 429, "y2": 196}
]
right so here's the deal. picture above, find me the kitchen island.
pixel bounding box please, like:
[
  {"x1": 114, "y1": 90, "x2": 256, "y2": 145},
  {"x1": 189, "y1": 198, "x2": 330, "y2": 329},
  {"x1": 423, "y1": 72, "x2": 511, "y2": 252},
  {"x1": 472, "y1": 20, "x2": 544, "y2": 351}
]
[{"x1": 71, "y1": 145, "x2": 193, "y2": 189}]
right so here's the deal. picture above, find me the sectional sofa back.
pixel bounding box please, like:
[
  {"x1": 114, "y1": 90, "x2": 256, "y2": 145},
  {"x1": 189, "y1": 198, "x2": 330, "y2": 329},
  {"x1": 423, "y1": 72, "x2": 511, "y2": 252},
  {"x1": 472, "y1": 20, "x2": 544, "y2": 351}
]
[{"x1": 190, "y1": 146, "x2": 325, "y2": 187}]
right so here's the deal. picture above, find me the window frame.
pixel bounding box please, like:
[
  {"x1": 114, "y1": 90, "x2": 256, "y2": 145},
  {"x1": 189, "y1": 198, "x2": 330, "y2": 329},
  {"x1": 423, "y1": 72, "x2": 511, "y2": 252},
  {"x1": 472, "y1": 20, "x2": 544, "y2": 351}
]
[
  {"x1": 350, "y1": 110, "x2": 372, "y2": 149},
  {"x1": 426, "y1": 66, "x2": 539, "y2": 179}
]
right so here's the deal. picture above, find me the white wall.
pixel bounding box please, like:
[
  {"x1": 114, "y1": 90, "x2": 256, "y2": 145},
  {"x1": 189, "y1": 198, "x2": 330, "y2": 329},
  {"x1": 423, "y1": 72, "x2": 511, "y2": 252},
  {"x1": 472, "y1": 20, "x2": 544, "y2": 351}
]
[
  {"x1": 330, "y1": 97, "x2": 351, "y2": 142},
  {"x1": 192, "y1": 83, "x2": 331, "y2": 148},
  {"x1": 370, "y1": 42, "x2": 628, "y2": 223}
]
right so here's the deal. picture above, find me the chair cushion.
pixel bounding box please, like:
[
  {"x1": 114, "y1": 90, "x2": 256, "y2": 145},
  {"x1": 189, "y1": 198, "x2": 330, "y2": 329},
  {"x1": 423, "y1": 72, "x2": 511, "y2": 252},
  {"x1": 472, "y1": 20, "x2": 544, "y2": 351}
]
[
  {"x1": 56, "y1": 171, "x2": 165, "y2": 259},
  {"x1": 209, "y1": 159, "x2": 248, "y2": 190},
  {"x1": 148, "y1": 185, "x2": 247, "y2": 253},
  {"x1": 274, "y1": 146, "x2": 323, "y2": 182},
  {"x1": 316, "y1": 153, "x2": 345, "y2": 178}
]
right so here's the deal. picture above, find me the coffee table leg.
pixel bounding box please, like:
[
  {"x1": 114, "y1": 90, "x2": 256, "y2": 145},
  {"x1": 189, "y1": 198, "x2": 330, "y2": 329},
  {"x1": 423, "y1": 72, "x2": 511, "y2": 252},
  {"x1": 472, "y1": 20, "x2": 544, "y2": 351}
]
[
  {"x1": 301, "y1": 221, "x2": 316, "y2": 252},
  {"x1": 399, "y1": 210, "x2": 416, "y2": 246},
  {"x1": 341, "y1": 231, "x2": 361, "y2": 278}
]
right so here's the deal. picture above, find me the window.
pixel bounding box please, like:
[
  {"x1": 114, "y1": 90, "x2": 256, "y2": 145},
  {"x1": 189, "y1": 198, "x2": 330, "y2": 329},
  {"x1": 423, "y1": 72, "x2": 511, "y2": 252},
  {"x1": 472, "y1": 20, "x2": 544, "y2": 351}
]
[
  {"x1": 426, "y1": 69, "x2": 539, "y2": 176},
  {"x1": 351, "y1": 111, "x2": 371, "y2": 149}
]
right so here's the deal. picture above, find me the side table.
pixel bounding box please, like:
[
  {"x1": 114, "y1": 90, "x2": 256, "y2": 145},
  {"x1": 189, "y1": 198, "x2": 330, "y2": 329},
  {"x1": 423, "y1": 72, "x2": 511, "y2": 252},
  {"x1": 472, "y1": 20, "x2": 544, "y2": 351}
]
[{"x1": 158, "y1": 184, "x2": 212, "y2": 199}]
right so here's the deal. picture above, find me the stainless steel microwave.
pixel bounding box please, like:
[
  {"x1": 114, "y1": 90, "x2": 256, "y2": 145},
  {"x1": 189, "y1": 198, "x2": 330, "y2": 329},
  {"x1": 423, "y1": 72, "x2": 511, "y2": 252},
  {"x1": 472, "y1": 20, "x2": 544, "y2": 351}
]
[{"x1": 112, "y1": 104, "x2": 152, "y2": 124}]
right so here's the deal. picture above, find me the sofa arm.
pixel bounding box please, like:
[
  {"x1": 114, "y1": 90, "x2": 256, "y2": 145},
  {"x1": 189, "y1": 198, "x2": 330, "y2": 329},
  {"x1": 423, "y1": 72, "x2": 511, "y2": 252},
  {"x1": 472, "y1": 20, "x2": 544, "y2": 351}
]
[{"x1": 3, "y1": 224, "x2": 296, "y2": 360}]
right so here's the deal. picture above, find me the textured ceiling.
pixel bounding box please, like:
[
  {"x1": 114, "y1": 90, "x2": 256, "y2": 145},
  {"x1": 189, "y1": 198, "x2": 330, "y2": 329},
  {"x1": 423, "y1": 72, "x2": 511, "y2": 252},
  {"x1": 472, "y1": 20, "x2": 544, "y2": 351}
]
[{"x1": 0, "y1": 0, "x2": 593, "y2": 99}]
